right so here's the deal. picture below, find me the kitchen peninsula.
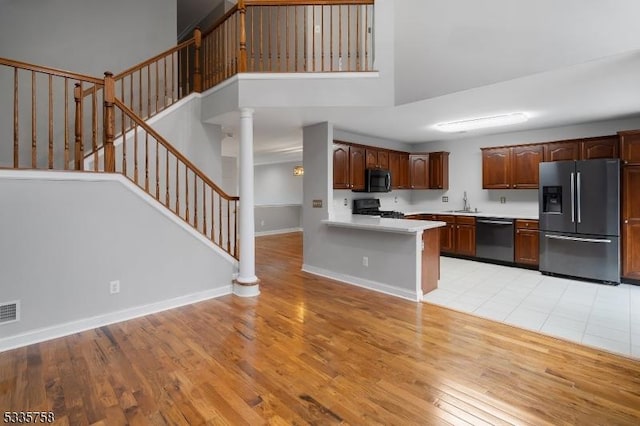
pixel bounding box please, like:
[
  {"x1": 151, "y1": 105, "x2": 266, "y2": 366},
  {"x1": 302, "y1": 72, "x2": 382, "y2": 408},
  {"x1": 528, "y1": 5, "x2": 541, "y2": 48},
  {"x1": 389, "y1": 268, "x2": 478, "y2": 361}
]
[{"x1": 319, "y1": 215, "x2": 446, "y2": 301}]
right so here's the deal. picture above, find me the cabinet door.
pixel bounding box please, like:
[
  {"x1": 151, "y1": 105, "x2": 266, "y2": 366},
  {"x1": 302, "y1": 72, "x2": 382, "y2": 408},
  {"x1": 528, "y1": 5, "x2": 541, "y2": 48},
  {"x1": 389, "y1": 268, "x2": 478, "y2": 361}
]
[
  {"x1": 409, "y1": 154, "x2": 429, "y2": 189},
  {"x1": 378, "y1": 151, "x2": 389, "y2": 169},
  {"x1": 388, "y1": 153, "x2": 401, "y2": 189},
  {"x1": 440, "y1": 223, "x2": 455, "y2": 253},
  {"x1": 620, "y1": 131, "x2": 640, "y2": 165},
  {"x1": 622, "y1": 166, "x2": 640, "y2": 279},
  {"x1": 456, "y1": 224, "x2": 476, "y2": 256},
  {"x1": 365, "y1": 149, "x2": 378, "y2": 168},
  {"x1": 581, "y1": 136, "x2": 619, "y2": 160},
  {"x1": 511, "y1": 145, "x2": 543, "y2": 189},
  {"x1": 398, "y1": 154, "x2": 410, "y2": 188},
  {"x1": 333, "y1": 143, "x2": 350, "y2": 189},
  {"x1": 482, "y1": 147, "x2": 510, "y2": 189},
  {"x1": 544, "y1": 141, "x2": 580, "y2": 162},
  {"x1": 349, "y1": 146, "x2": 366, "y2": 190},
  {"x1": 515, "y1": 229, "x2": 539, "y2": 266},
  {"x1": 428, "y1": 152, "x2": 449, "y2": 189}
]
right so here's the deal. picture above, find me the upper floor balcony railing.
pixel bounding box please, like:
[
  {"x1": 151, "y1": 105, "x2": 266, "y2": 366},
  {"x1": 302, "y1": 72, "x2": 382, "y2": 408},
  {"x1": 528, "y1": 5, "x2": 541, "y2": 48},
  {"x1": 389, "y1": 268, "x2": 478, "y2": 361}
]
[{"x1": 199, "y1": 0, "x2": 375, "y2": 90}]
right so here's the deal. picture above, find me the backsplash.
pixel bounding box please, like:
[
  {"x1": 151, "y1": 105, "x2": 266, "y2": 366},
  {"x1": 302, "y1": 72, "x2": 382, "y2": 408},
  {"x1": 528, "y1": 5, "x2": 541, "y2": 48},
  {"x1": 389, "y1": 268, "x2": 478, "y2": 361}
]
[{"x1": 332, "y1": 188, "x2": 538, "y2": 217}]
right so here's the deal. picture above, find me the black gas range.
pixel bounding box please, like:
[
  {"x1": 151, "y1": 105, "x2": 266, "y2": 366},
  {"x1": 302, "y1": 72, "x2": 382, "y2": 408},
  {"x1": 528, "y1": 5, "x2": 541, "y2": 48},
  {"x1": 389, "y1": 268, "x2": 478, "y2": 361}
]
[{"x1": 353, "y1": 198, "x2": 405, "y2": 219}]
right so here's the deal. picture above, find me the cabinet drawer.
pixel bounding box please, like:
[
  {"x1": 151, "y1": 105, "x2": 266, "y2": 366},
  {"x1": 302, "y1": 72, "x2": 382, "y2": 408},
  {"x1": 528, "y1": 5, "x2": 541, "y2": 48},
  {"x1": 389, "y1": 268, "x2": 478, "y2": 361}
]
[
  {"x1": 515, "y1": 219, "x2": 539, "y2": 230},
  {"x1": 455, "y1": 216, "x2": 476, "y2": 225},
  {"x1": 435, "y1": 215, "x2": 455, "y2": 223}
]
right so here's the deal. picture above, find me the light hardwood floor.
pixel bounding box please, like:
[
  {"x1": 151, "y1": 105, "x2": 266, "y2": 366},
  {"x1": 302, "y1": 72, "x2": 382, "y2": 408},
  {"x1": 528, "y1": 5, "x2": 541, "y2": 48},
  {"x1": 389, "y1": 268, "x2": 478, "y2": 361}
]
[{"x1": 1, "y1": 232, "x2": 639, "y2": 425}]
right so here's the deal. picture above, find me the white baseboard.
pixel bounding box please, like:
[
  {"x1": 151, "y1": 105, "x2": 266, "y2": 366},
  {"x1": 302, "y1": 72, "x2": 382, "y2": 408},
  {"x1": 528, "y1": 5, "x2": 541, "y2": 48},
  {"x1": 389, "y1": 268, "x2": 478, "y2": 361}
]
[
  {"x1": 301, "y1": 264, "x2": 419, "y2": 302},
  {"x1": 255, "y1": 227, "x2": 303, "y2": 237},
  {"x1": 0, "y1": 286, "x2": 232, "y2": 353}
]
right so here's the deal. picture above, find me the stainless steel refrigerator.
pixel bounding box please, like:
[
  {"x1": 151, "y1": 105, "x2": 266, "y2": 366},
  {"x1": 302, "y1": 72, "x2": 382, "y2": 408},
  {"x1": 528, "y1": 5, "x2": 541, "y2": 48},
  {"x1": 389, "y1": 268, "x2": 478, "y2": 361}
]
[{"x1": 539, "y1": 159, "x2": 620, "y2": 283}]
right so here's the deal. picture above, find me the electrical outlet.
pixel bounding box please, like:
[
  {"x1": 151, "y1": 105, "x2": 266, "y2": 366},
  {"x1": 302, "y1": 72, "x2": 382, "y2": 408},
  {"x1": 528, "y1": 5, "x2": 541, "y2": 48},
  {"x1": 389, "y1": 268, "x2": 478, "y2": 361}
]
[
  {"x1": 312, "y1": 199, "x2": 323, "y2": 208},
  {"x1": 109, "y1": 280, "x2": 120, "y2": 294},
  {"x1": 314, "y1": 24, "x2": 321, "y2": 33},
  {"x1": 362, "y1": 256, "x2": 369, "y2": 267},
  {"x1": 500, "y1": 196, "x2": 507, "y2": 204},
  {"x1": 442, "y1": 196, "x2": 449, "y2": 202},
  {"x1": 394, "y1": 196, "x2": 398, "y2": 204},
  {"x1": 260, "y1": 220, "x2": 265, "y2": 227},
  {"x1": 343, "y1": 198, "x2": 348, "y2": 206}
]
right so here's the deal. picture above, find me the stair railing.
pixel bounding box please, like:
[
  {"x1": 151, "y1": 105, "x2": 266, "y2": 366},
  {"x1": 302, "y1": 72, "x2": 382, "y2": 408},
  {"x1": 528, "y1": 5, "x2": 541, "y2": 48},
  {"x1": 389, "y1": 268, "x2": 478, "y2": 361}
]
[{"x1": 0, "y1": 57, "x2": 104, "y2": 170}]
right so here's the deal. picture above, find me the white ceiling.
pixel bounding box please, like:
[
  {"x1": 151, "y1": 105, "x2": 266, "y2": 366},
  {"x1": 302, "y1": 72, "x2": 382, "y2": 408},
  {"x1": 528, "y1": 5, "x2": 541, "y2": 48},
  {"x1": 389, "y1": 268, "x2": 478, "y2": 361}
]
[{"x1": 212, "y1": 0, "x2": 640, "y2": 163}]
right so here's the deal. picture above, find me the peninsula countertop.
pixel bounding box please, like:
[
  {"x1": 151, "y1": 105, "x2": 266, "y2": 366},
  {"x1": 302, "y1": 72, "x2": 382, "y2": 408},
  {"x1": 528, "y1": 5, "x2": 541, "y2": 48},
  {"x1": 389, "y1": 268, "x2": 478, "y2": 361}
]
[{"x1": 323, "y1": 215, "x2": 446, "y2": 234}]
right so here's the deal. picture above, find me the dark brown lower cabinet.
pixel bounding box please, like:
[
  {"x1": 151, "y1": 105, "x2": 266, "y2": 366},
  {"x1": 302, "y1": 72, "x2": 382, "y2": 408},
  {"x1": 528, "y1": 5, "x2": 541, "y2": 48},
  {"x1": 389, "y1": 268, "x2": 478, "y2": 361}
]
[
  {"x1": 515, "y1": 220, "x2": 539, "y2": 266},
  {"x1": 455, "y1": 216, "x2": 476, "y2": 257}
]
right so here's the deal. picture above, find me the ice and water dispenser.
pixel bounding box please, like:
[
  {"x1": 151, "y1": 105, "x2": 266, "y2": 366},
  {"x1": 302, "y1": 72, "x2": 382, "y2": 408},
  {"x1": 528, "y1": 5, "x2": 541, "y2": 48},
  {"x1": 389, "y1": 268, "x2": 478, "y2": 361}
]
[{"x1": 542, "y1": 186, "x2": 562, "y2": 213}]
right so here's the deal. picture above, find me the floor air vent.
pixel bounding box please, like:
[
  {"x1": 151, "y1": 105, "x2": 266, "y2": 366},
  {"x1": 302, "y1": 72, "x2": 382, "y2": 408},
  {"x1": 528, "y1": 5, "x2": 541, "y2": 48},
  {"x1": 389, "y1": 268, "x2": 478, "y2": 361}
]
[{"x1": 0, "y1": 301, "x2": 19, "y2": 324}]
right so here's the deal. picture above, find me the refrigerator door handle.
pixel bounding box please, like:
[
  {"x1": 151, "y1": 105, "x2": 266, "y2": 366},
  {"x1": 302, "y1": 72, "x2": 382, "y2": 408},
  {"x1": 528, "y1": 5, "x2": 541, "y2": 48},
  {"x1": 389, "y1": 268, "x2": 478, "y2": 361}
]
[
  {"x1": 577, "y1": 172, "x2": 581, "y2": 223},
  {"x1": 545, "y1": 234, "x2": 612, "y2": 244},
  {"x1": 570, "y1": 172, "x2": 575, "y2": 223}
]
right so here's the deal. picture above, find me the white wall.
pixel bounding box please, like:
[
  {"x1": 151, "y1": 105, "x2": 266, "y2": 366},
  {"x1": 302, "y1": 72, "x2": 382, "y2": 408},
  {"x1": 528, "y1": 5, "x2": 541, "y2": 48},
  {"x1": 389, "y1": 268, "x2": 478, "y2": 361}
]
[
  {"x1": 0, "y1": 0, "x2": 177, "y2": 76},
  {"x1": 254, "y1": 161, "x2": 303, "y2": 205},
  {"x1": 410, "y1": 116, "x2": 640, "y2": 216},
  {"x1": 0, "y1": 172, "x2": 235, "y2": 351}
]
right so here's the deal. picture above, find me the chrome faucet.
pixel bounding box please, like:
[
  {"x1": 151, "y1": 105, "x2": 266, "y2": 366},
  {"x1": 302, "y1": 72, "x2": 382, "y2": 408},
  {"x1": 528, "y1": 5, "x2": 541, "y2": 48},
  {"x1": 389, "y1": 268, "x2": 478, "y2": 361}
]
[{"x1": 463, "y1": 191, "x2": 470, "y2": 212}]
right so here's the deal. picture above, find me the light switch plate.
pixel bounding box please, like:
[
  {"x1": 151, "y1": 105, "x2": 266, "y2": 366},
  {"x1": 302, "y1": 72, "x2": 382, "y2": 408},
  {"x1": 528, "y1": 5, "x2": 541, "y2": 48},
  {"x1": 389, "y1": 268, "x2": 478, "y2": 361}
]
[
  {"x1": 500, "y1": 196, "x2": 506, "y2": 204},
  {"x1": 442, "y1": 196, "x2": 449, "y2": 202},
  {"x1": 312, "y1": 199, "x2": 323, "y2": 208}
]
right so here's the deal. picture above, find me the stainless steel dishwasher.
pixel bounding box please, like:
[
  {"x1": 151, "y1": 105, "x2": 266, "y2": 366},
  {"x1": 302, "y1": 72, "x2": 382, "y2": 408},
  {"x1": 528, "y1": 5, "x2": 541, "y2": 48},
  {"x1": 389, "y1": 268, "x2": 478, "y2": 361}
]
[{"x1": 476, "y1": 218, "x2": 515, "y2": 263}]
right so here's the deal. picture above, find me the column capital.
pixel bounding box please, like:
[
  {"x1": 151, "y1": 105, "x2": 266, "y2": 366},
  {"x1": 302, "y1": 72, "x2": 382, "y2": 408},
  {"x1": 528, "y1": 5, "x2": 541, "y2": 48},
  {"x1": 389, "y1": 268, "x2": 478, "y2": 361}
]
[{"x1": 240, "y1": 107, "x2": 254, "y2": 118}]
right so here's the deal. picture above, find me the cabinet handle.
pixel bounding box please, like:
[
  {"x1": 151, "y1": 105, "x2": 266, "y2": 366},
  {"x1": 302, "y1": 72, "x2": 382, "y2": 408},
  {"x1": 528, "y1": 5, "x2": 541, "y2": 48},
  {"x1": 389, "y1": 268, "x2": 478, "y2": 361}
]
[
  {"x1": 525, "y1": 223, "x2": 529, "y2": 227},
  {"x1": 517, "y1": 230, "x2": 520, "y2": 234},
  {"x1": 625, "y1": 220, "x2": 629, "y2": 224},
  {"x1": 513, "y1": 184, "x2": 517, "y2": 188}
]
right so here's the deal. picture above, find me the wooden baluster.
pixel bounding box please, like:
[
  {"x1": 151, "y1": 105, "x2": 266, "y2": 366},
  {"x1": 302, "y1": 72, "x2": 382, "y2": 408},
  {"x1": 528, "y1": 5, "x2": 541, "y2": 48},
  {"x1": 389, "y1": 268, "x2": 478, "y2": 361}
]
[
  {"x1": 330, "y1": 6, "x2": 334, "y2": 71},
  {"x1": 165, "y1": 149, "x2": 170, "y2": 207},
  {"x1": 259, "y1": 7, "x2": 264, "y2": 71},
  {"x1": 64, "y1": 78, "x2": 69, "y2": 169},
  {"x1": 129, "y1": 74, "x2": 134, "y2": 119},
  {"x1": 356, "y1": 4, "x2": 360, "y2": 71},
  {"x1": 155, "y1": 139, "x2": 160, "y2": 199},
  {"x1": 13, "y1": 68, "x2": 19, "y2": 168},
  {"x1": 250, "y1": 8, "x2": 255, "y2": 71},
  {"x1": 338, "y1": 5, "x2": 342, "y2": 71},
  {"x1": 234, "y1": 200, "x2": 238, "y2": 258},
  {"x1": 74, "y1": 83, "x2": 84, "y2": 171},
  {"x1": 320, "y1": 6, "x2": 324, "y2": 71},
  {"x1": 122, "y1": 91, "x2": 127, "y2": 176},
  {"x1": 103, "y1": 72, "x2": 115, "y2": 172},
  {"x1": 295, "y1": 7, "x2": 299, "y2": 71},
  {"x1": 210, "y1": 187, "x2": 215, "y2": 241},
  {"x1": 304, "y1": 6, "x2": 308, "y2": 70},
  {"x1": 175, "y1": 158, "x2": 179, "y2": 214},
  {"x1": 365, "y1": 5, "x2": 369, "y2": 70},
  {"x1": 185, "y1": 166, "x2": 190, "y2": 222},
  {"x1": 227, "y1": 199, "x2": 231, "y2": 253},
  {"x1": 121, "y1": 78, "x2": 125, "y2": 132},
  {"x1": 311, "y1": 6, "x2": 315, "y2": 71},
  {"x1": 145, "y1": 133, "x2": 149, "y2": 191},
  {"x1": 347, "y1": 5, "x2": 351, "y2": 71},
  {"x1": 31, "y1": 71, "x2": 36, "y2": 168},
  {"x1": 134, "y1": 123, "x2": 139, "y2": 184},
  {"x1": 203, "y1": 181, "x2": 207, "y2": 234},
  {"x1": 286, "y1": 6, "x2": 290, "y2": 72},
  {"x1": 194, "y1": 174, "x2": 198, "y2": 228},
  {"x1": 163, "y1": 56, "x2": 168, "y2": 108},
  {"x1": 238, "y1": 0, "x2": 248, "y2": 72},
  {"x1": 48, "y1": 75, "x2": 53, "y2": 169},
  {"x1": 218, "y1": 193, "x2": 223, "y2": 245},
  {"x1": 147, "y1": 66, "x2": 151, "y2": 119},
  {"x1": 155, "y1": 62, "x2": 159, "y2": 115},
  {"x1": 171, "y1": 51, "x2": 175, "y2": 103},
  {"x1": 139, "y1": 70, "x2": 142, "y2": 116},
  {"x1": 276, "y1": 6, "x2": 281, "y2": 72},
  {"x1": 92, "y1": 87, "x2": 98, "y2": 171}
]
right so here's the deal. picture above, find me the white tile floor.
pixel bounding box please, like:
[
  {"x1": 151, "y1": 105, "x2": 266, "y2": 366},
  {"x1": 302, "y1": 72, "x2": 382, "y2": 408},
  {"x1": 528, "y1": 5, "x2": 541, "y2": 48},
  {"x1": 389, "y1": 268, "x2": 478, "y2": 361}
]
[{"x1": 423, "y1": 257, "x2": 640, "y2": 359}]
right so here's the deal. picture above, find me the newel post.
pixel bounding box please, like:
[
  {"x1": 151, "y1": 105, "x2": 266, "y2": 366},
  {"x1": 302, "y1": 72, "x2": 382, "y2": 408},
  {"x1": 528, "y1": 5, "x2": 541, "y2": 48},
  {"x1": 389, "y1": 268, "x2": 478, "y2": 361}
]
[
  {"x1": 73, "y1": 83, "x2": 84, "y2": 171},
  {"x1": 238, "y1": 0, "x2": 248, "y2": 72},
  {"x1": 193, "y1": 27, "x2": 202, "y2": 93},
  {"x1": 103, "y1": 72, "x2": 115, "y2": 173}
]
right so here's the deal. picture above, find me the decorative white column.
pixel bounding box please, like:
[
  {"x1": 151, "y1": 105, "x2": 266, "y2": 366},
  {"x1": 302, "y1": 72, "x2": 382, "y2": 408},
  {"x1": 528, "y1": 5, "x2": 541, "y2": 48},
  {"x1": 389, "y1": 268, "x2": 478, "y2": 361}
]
[{"x1": 234, "y1": 107, "x2": 260, "y2": 297}]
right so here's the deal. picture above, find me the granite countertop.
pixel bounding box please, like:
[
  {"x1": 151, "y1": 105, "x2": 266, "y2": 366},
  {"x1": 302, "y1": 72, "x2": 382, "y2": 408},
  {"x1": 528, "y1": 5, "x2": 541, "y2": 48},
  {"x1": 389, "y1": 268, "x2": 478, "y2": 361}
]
[
  {"x1": 323, "y1": 215, "x2": 446, "y2": 234},
  {"x1": 403, "y1": 210, "x2": 539, "y2": 220}
]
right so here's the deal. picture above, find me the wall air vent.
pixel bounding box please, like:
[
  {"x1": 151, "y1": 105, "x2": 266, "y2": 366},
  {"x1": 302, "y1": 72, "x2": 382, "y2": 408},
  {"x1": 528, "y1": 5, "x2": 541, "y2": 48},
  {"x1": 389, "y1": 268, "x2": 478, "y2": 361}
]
[{"x1": 0, "y1": 301, "x2": 19, "y2": 325}]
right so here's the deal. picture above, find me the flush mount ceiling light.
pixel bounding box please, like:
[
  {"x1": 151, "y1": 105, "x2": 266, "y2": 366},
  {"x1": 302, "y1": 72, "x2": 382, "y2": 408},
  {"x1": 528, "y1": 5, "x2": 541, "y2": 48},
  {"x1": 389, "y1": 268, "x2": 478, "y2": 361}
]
[
  {"x1": 293, "y1": 166, "x2": 304, "y2": 176},
  {"x1": 435, "y1": 112, "x2": 529, "y2": 133}
]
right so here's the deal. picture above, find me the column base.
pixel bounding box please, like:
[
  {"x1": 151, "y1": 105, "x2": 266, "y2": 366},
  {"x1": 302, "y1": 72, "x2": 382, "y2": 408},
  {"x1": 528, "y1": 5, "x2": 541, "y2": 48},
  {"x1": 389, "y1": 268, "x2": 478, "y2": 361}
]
[{"x1": 233, "y1": 278, "x2": 260, "y2": 297}]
